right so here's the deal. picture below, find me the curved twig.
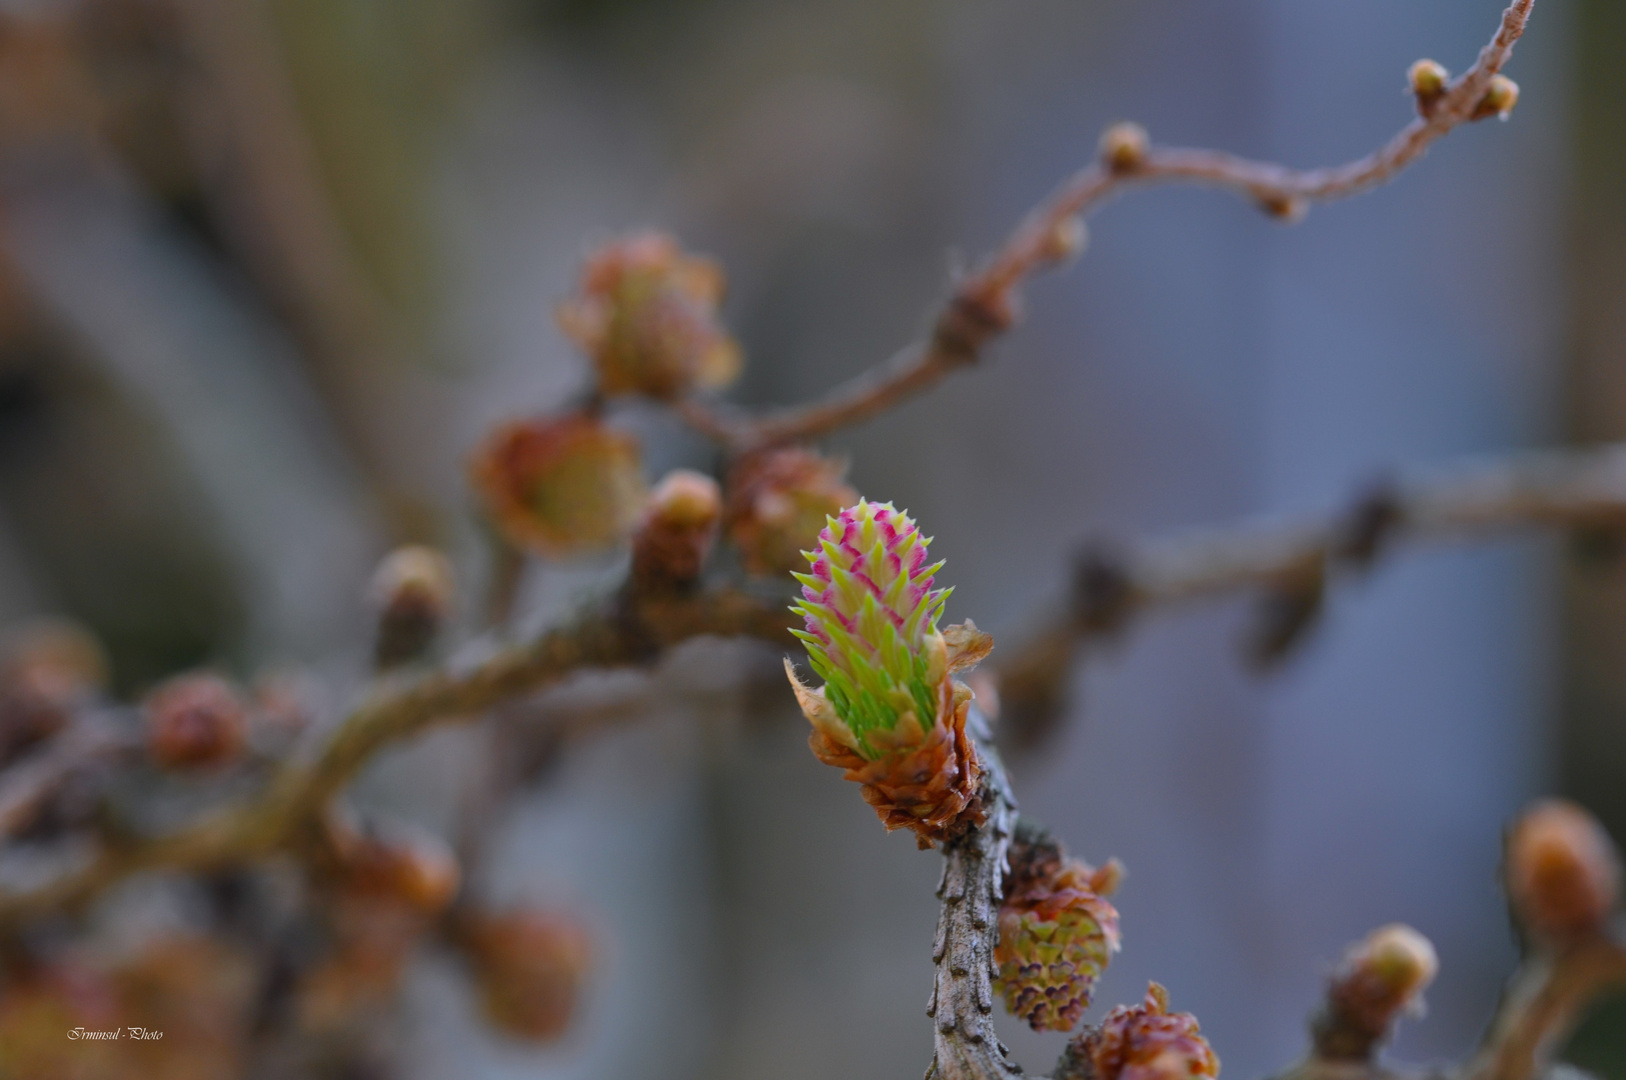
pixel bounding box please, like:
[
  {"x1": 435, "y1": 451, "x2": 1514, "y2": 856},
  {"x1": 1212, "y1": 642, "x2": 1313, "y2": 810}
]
[{"x1": 686, "y1": 0, "x2": 1535, "y2": 451}]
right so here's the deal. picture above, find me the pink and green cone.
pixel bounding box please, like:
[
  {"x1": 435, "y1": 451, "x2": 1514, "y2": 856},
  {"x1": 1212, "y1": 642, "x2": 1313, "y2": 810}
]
[
  {"x1": 995, "y1": 855, "x2": 1122, "y2": 1032},
  {"x1": 784, "y1": 499, "x2": 992, "y2": 846}
]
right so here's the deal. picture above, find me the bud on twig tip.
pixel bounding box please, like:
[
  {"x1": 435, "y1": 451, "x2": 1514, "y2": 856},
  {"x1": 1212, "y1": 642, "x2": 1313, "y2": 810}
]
[
  {"x1": 370, "y1": 545, "x2": 455, "y2": 669},
  {"x1": 1315, "y1": 923, "x2": 1437, "y2": 1059},
  {"x1": 1408, "y1": 59, "x2": 1449, "y2": 116},
  {"x1": 144, "y1": 673, "x2": 249, "y2": 771},
  {"x1": 1506, "y1": 799, "x2": 1621, "y2": 946},
  {"x1": 631, "y1": 468, "x2": 722, "y2": 591},
  {"x1": 1099, "y1": 122, "x2": 1150, "y2": 174}
]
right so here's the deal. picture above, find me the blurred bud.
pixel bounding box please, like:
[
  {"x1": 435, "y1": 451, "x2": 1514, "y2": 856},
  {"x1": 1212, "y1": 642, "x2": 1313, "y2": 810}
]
[
  {"x1": 1257, "y1": 193, "x2": 1309, "y2": 224},
  {"x1": 1471, "y1": 75, "x2": 1519, "y2": 122},
  {"x1": 725, "y1": 447, "x2": 857, "y2": 576},
  {"x1": 1408, "y1": 59, "x2": 1449, "y2": 116},
  {"x1": 1313, "y1": 923, "x2": 1438, "y2": 1059},
  {"x1": 995, "y1": 832, "x2": 1122, "y2": 1032},
  {"x1": 470, "y1": 413, "x2": 648, "y2": 558},
  {"x1": 327, "y1": 815, "x2": 461, "y2": 916},
  {"x1": 1506, "y1": 799, "x2": 1621, "y2": 945},
  {"x1": 557, "y1": 232, "x2": 741, "y2": 400},
  {"x1": 1099, "y1": 122, "x2": 1150, "y2": 174},
  {"x1": 370, "y1": 545, "x2": 455, "y2": 669},
  {"x1": 1072, "y1": 983, "x2": 1220, "y2": 1080},
  {"x1": 144, "y1": 673, "x2": 249, "y2": 771},
  {"x1": 630, "y1": 469, "x2": 722, "y2": 592},
  {"x1": 0, "y1": 619, "x2": 106, "y2": 758},
  {"x1": 1041, "y1": 216, "x2": 1089, "y2": 264},
  {"x1": 461, "y1": 910, "x2": 592, "y2": 1041}
]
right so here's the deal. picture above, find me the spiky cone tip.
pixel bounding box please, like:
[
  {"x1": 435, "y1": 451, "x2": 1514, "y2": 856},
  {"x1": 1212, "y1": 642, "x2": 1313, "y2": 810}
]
[{"x1": 783, "y1": 499, "x2": 993, "y2": 847}]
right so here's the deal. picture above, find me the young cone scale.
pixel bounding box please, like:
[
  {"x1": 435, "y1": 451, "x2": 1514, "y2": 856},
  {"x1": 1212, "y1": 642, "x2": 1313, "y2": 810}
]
[
  {"x1": 784, "y1": 499, "x2": 992, "y2": 847},
  {"x1": 995, "y1": 833, "x2": 1123, "y2": 1032},
  {"x1": 1071, "y1": 983, "x2": 1220, "y2": 1080}
]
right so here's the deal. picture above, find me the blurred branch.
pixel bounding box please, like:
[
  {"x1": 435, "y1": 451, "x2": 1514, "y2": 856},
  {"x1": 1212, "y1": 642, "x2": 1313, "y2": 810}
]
[
  {"x1": 682, "y1": 0, "x2": 1534, "y2": 451},
  {"x1": 1465, "y1": 937, "x2": 1626, "y2": 1080},
  {"x1": 0, "y1": 586, "x2": 792, "y2": 924},
  {"x1": 997, "y1": 442, "x2": 1626, "y2": 747}
]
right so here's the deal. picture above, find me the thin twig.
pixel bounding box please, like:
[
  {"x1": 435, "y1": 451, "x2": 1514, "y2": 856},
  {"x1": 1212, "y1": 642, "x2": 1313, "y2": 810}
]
[
  {"x1": 685, "y1": 0, "x2": 1535, "y2": 451},
  {"x1": 997, "y1": 442, "x2": 1626, "y2": 747}
]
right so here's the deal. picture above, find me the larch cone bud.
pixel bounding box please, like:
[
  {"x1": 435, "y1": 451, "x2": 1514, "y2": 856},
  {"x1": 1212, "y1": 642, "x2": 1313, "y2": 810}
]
[
  {"x1": 1073, "y1": 983, "x2": 1220, "y2": 1080},
  {"x1": 783, "y1": 499, "x2": 992, "y2": 847},
  {"x1": 469, "y1": 412, "x2": 648, "y2": 557},
  {"x1": 556, "y1": 231, "x2": 741, "y2": 400},
  {"x1": 995, "y1": 840, "x2": 1123, "y2": 1032}
]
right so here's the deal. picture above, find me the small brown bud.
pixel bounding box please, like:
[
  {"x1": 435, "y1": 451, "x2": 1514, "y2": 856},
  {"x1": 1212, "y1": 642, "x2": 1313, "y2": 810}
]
[
  {"x1": 461, "y1": 909, "x2": 592, "y2": 1041},
  {"x1": 1408, "y1": 59, "x2": 1449, "y2": 116},
  {"x1": 0, "y1": 619, "x2": 107, "y2": 758},
  {"x1": 1314, "y1": 923, "x2": 1438, "y2": 1059},
  {"x1": 251, "y1": 667, "x2": 320, "y2": 738},
  {"x1": 469, "y1": 413, "x2": 648, "y2": 558},
  {"x1": 144, "y1": 673, "x2": 249, "y2": 771},
  {"x1": 1099, "y1": 122, "x2": 1150, "y2": 174},
  {"x1": 630, "y1": 469, "x2": 722, "y2": 591},
  {"x1": 1041, "y1": 216, "x2": 1089, "y2": 264},
  {"x1": 1471, "y1": 75, "x2": 1520, "y2": 122},
  {"x1": 1258, "y1": 192, "x2": 1309, "y2": 224},
  {"x1": 557, "y1": 231, "x2": 741, "y2": 400},
  {"x1": 327, "y1": 816, "x2": 461, "y2": 916},
  {"x1": 725, "y1": 448, "x2": 857, "y2": 576},
  {"x1": 1506, "y1": 799, "x2": 1621, "y2": 945},
  {"x1": 369, "y1": 545, "x2": 455, "y2": 669},
  {"x1": 1071, "y1": 983, "x2": 1219, "y2": 1080}
]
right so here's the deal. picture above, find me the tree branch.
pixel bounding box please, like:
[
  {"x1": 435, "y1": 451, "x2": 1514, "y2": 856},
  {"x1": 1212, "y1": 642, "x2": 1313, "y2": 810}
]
[
  {"x1": 1464, "y1": 936, "x2": 1626, "y2": 1080},
  {"x1": 0, "y1": 587, "x2": 793, "y2": 924},
  {"x1": 685, "y1": 0, "x2": 1534, "y2": 452},
  {"x1": 997, "y1": 442, "x2": 1626, "y2": 747},
  {"x1": 927, "y1": 706, "x2": 1023, "y2": 1080}
]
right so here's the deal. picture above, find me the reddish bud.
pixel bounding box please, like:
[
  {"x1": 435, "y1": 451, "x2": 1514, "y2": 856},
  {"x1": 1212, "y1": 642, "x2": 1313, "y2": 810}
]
[
  {"x1": 144, "y1": 673, "x2": 249, "y2": 771},
  {"x1": 369, "y1": 545, "x2": 455, "y2": 668},
  {"x1": 557, "y1": 231, "x2": 741, "y2": 400},
  {"x1": 1073, "y1": 983, "x2": 1219, "y2": 1080},
  {"x1": 1506, "y1": 799, "x2": 1621, "y2": 945},
  {"x1": 461, "y1": 910, "x2": 592, "y2": 1041},
  {"x1": 630, "y1": 469, "x2": 722, "y2": 591},
  {"x1": 1099, "y1": 123, "x2": 1150, "y2": 174},
  {"x1": 1313, "y1": 923, "x2": 1438, "y2": 1059},
  {"x1": 1258, "y1": 193, "x2": 1308, "y2": 224},
  {"x1": 327, "y1": 816, "x2": 461, "y2": 916},
  {"x1": 470, "y1": 413, "x2": 648, "y2": 558},
  {"x1": 725, "y1": 447, "x2": 857, "y2": 576}
]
